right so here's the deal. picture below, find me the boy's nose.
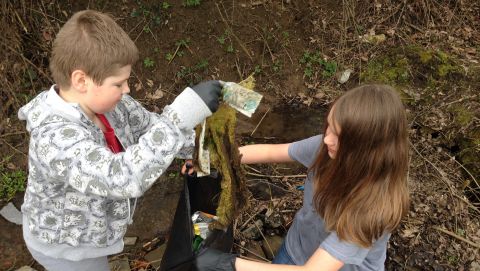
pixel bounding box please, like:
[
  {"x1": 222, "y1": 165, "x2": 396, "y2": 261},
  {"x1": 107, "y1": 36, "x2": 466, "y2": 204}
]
[{"x1": 122, "y1": 85, "x2": 130, "y2": 94}]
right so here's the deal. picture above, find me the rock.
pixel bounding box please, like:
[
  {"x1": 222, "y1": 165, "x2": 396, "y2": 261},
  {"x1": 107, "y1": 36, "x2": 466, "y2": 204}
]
[
  {"x1": 264, "y1": 212, "x2": 283, "y2": 229},
  {"x1": 109, "y1": 256, "x2": 130, "y2": 271},
  {"x1": 245, "y1": 241, "x2": 266, "y2": 261},
  {"x1": 247, "y1": 180, "x2": 288, "y2": 200},
  {"x1": 0, "y1": 202, "x2": 23, "y2": 225},
  {"x1": 15, "y1": 267, "x2": 37, "y2": 271},
  {"x1": 261, "y1": 235, "x2": 284, "y2": 260},
  {"x1": 144, "y1": 243, "x2": 166, "y2": 269},
  {"x1": 471, "y1": 262, "x2": 480, "y2": 271},
  {"x1": 241, "y1": 220, "x2": 263, "y2": 239},
  {"x1": 123, "y1": 236, "x2": 138, "y2": 246}
]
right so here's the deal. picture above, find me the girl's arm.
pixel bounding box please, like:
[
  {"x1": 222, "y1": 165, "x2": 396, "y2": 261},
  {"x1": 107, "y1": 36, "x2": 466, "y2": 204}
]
[
  {"x1": 239, "y1": 143, "x2": 293, "y2": 164},
  {"x1": 182, "y1": 143, "x2": 292, "y2": 174},
  {"x1": 235, "y1": 248, "x2": 344, "y2": 271}
]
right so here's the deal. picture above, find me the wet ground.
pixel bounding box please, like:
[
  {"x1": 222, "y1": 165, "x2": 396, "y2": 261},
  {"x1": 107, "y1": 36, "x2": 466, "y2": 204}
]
[{"x1": 0, "y1": 106, "x2": 325, "y2": 271}]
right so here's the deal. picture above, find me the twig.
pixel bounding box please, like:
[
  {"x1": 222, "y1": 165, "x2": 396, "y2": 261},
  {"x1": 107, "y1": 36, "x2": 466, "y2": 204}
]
[
  {"x1": 250, "y1": 108, "x2": 270, "y2": 136},
  {"x1": 215, "y1": 3, "x2": 252, "y2": 61},
  {"x1": 244, "y1": 164, "x2": 262, "y2": 174},
  {"x1": 239, "y1": 206, "x2": 267, "y2": 230},
  {"x1": 168, "y1": 43, "x2": 182, "y2": 64},
  {"x1": 253, "y1": 218, "x2": 274, "y2": 258},
  {"x1": 246, "y1": 171, "x2": 307, "y2": 179},
  {"x1": 233, "y1": 243, "x2": 269, "y2": 262},
  {"x1": 432, "y1": 226, "x2": 480, "y2": 249},
  {"x1": 409, "y1": 142, "x2": 455, "y2": 194},
  {"x1": 0, "y1": 131, "x2": 27, "y2": 138},
  {"x1": 0, "y1": 138, "x2": 27, "y2": 157},
  {"x1": 238, "y1": 254, "x2": 269, "y2": 263},
  {"x1": 14, "y1": 9, "x2": 28, "y2": 33},
  {"x1": 1, "y1": 41, "x2": 53, "y2": 83},
  {"x1": 252, "y1": 26, "x2": 275, "y2": 63},
  {"x1": 443, "y1": 150, "x2": 480, "y2": 194}
]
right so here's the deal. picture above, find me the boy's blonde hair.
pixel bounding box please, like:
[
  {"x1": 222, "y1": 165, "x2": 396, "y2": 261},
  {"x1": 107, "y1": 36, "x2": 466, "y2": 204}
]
[{"x1": 50, "y1": 10, "x2": 139, "y2": 89}]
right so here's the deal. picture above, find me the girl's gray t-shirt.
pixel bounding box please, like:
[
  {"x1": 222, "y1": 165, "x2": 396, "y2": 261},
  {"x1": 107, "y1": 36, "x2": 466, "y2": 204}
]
[{"x1": 285, "y1": 135, "x2": 389, "y2": 270}]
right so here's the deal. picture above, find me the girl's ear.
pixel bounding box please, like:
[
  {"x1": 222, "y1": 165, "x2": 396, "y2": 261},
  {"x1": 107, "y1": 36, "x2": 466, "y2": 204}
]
[{"x1": 71, "y1": 70, "x2": 88, "y2": 93}]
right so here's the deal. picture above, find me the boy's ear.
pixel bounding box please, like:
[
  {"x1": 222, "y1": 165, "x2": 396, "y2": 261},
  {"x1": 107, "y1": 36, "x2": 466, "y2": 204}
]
[{"x1": 71, "y1": 70, "x2": 88, "y2": 93}]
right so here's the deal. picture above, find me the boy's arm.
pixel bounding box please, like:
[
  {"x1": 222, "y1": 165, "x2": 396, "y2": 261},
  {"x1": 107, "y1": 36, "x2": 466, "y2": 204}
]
[
  {"x1": 239, "y1": 143, "x2": 293, "y2": 164},
  {"x1": 120, "y1": 95, "x2": 195, "y2": 159},
  {"x1": 35, "y1": 87, "x2": 215, "y2": 199}
]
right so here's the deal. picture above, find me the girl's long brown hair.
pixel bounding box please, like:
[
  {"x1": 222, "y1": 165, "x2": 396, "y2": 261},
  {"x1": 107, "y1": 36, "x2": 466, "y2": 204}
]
[{"x1": 311, "y1": 84, "x2": 409, "y2": 248}]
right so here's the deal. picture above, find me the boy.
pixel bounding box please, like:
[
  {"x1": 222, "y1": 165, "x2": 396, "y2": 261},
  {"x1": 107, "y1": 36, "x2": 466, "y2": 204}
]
[{"x1": 18, "y1": 10, "x2": 222, "y2": 271}]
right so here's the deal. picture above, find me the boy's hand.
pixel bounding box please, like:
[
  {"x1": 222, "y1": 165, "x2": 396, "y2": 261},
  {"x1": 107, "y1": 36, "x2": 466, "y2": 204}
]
[{"x1": 191, "y1": 80, "x2": 223, "y2": 113}]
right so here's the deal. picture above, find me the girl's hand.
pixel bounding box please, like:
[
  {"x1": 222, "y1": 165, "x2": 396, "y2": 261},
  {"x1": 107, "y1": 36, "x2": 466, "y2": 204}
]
[{"x1": 181, "y1": 159, "x2": 195, "y2": 176}]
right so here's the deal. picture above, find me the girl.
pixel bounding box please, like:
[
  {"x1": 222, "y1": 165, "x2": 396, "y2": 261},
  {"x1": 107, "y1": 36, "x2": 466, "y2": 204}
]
[{"x1": 195, "y1": 84, "x2": 410, "y2": 271}]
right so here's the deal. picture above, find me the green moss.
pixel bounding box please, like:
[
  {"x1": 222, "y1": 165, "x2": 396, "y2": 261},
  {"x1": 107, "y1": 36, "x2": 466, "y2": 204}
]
[
  {"x1": 450, "y1": 105, "x2": 474, "y2": 126},
  {"x1": 361, "y1": 54, "x2": 410, "y2": 85},
  {"x1": 418, "y1": 50, "x2": 433, "y2": 63},
  {"x1": 437, "y1": 51, "x2": 449, "y2": 63},
  {"x1": 199, "y1": 77, "x2": 254, "y2": 228},
  {"x1": 361, "y1": 46, "x2": 465, "y2": 90}
]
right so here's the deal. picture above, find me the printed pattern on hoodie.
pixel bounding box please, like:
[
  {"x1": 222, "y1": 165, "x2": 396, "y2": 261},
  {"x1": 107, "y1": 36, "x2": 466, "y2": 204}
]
[{"x1": 19, "y1": 86, "x2": 195, "y2": 247}]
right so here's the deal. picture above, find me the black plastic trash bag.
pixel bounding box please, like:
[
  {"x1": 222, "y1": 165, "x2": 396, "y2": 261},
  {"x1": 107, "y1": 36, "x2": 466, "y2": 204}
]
[{"x1": 159, "y1": 172, "x2": 234, "y2": 271}]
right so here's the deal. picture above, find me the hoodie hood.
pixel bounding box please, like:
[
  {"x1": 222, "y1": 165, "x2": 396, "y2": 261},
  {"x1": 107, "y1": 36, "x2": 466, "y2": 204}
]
[{"x1": 18, "y1": 85, "x2": 85, "y2": 132}]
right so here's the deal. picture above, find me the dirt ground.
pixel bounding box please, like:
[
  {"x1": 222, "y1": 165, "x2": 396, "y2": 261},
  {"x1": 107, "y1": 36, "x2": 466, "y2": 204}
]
[{"x1": 1, "y1": 0, "x2": 479, "y2": 270}]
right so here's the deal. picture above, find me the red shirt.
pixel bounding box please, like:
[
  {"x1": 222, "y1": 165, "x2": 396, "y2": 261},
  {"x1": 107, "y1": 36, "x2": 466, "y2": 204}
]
[{"x1": 97, "y1": 114, "x2": 124, "y2": 153}]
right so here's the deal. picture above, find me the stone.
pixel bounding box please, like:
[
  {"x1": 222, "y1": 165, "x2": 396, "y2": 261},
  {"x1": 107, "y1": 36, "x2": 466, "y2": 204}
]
[
  {"x1": 262, "y1": 235, "x2": 284, "y2": 260},
  {"x1": 123, "y1": 236, "x2": 138, "y2": 246},
  {"x1": 244, "y1": 241, "x2": 266, "y2": 261},
  {"x1": 109, "y1": 256, "x2": 130, "y2": 271},
  {"x1": 144, "y1": 243, "x2": 166, "y2": 269},
  {"x1": 241, "y1": 219, "x2": 263, "y2": 239}
]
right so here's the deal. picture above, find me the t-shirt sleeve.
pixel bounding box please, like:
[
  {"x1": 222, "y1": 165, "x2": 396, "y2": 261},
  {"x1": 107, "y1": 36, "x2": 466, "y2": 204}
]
[
  {"x1": 288, "y1": 135, "x2": 323, "y2": 167},
  {"x1": 320, "y1": 233, "x2": 370, "y2": 265}
]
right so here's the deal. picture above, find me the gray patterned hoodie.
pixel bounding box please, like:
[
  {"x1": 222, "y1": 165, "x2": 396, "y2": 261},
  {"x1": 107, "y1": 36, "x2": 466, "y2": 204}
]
[{"x1": 18, "y1": 85, "x2": 211, "y2": 260}]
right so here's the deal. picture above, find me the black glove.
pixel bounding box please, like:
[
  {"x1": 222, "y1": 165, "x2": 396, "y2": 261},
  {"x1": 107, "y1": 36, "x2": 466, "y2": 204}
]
[
  {"x1": 191, "y1": 80, "x2": 223, "y2": 113},
  {"x1": 195, "y1": 247, "x2": 237, "y2": 271}
]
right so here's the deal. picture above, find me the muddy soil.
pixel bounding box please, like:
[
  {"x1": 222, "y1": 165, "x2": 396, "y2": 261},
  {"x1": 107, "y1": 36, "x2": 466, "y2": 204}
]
[{"x1": 1, "y1": 0, "x2": 479, "y2": 270}]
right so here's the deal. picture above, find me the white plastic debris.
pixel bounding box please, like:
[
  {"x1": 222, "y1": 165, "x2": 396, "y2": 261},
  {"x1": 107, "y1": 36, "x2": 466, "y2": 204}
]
[
  {"x1": 338, "y1": 69, "x2": 353, "y2": 84},
  {"x1": 0, "y1": 202, "x2": 23, "y2": 225}
]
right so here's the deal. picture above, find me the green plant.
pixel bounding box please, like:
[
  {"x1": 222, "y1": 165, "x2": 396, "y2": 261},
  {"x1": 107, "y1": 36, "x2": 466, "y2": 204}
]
[
  {"x1": 176, "y1": 38, "x2": 190, "y2": 48},
  {"x1": 0, "y1": 162, "x2": 26, "y2": 201},
  {"x1": 300, "y1": 50, "x2": 337, "y2": 79},
  {"x1": 217, "y1": 30, "x2": 234, "y2": 53},
  {"x1": 176, "y1": 59, "x2": 209, "y2": 83},
  {"x1": 131, "y1": 1, "x2": 167, "y2": 29},
  {"x1": 143, "y1": 57, "x2": 155, "y2": 68},
  {"x1": 272, "y1": 60, "x2": 282, "y2": 73},
  {"x1": 184, "y1": 0, "x2": 201, "y2": 7},
  {"x1": 165, "y1": 52, "x2": 174, "y2": 62},
  {"x1": 254, "y1": 65, "x2": 263, "y2": 75},
  {"x1": 162, "y1": 1, "x2": 171, "y2": 9}
]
